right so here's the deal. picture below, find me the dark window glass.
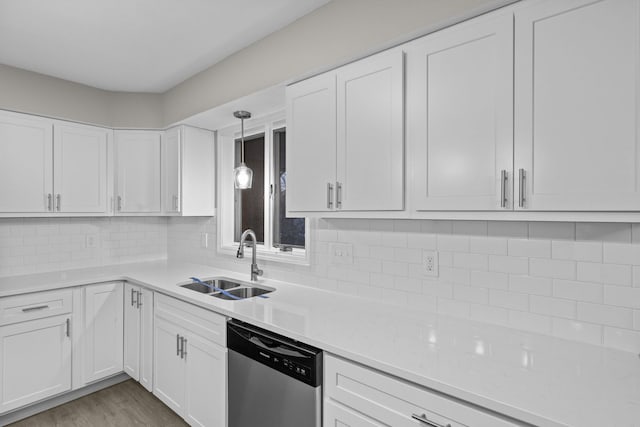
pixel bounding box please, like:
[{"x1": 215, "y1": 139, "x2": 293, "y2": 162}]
[
  {"x1": 234, "y1": 134, "x2": 265, "y2": 243},
  {"x1": 273, "y1": 128, "x2": 305, "y2": 248}
]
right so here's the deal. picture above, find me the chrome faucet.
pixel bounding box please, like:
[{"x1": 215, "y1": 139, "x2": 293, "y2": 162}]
[{"x1": 236, "y1": 229, "x2": 263, "y2": 281}]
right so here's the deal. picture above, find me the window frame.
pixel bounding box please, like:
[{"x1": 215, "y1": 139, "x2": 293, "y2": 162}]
[{"x1": 216, "y1": 111, "x2": 310, "y2": 265}]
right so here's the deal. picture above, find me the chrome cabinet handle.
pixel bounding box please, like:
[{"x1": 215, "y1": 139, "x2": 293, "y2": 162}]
[
  {"x1": 176, "y1": 334, "x2": 181, "y2": 356},
  {"x1": 130, "y1": 288, "x2": 135, "y2": 306},
  {"x1": 336, "y1": 181, "x2": 342, "y2": 209},
  {"x1": 136, "y1": 291, "x2": 142, "y2": 308},
  {"x1": 173, "y1": 195, "x2": 179, "y2": 211},
  {"x1": 22, "y1": 305, "x2": 49, "y2": 312},
  {"x1": 518, "y1": 168, "x2": 526, "y2": 208},
  {"x1": 181, "y1": 338, "x2": 187, "y2": 359},
  {"x1": 327, "y1": 183, "x2": 333, "y2": 209},
  {"x1": 56, "y1": 194, "x2": 61, "y2": 211},
  {"x1": 500, "y1": 170, "x2": 507, "y2": 208},
  {"x1": 47, "y1": 193, "x2": 53, "y2": 211},
  {"x1": 65, "y1": 318, "x2": 70, "y2": 337},
  {"x1": 411, "y1": 413, "x2": 451, "y2": 427},
  {"x1": 117, "y1": 196, "x2": 123, "y2": 211}
]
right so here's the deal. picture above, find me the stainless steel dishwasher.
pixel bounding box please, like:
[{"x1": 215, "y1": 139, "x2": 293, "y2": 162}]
[{"x1": 227, "y1": 319, "x2": 322, "y2": 427}]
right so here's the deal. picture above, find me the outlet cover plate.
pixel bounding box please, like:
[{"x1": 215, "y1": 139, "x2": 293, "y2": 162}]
[
  {"x1": 423, "y1": 251, "x2": 439, "y2": 277},
  {"x1": 330, "y1": 243, "x2": 353, "y2": 265}
]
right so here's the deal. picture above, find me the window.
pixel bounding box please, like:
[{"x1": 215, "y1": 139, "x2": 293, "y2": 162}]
[{"x1": 218, "y1": 113, "x2": 308, "y2": 264}]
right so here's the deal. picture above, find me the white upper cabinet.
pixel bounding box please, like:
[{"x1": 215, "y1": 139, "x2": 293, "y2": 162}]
[
  {"x1": 0, "y1": 111, "x2": 53, "y2": 213},
  {"x1": 163, "y1": 126, "x2": 216, "y2": 216},
  {"x1": 336, "y1": 49, "x2": 404, "y2": 211},
  {"x1": 286, "y1": 48, "x2": 404, "y2": 214},
  {"x1": 514, "y1": 0, "x2": 640, "y2": 211},
  {"x1": 115, "y1": 130, "x2": 162, "y2": 214},
  {"x1": 407, "y1": 10, "x2": 514, "y2": 211},
  {"x1": 286, "y1": 72, "x2": 337, "y2": 212},
  {"x1": 53, "y1": 122, "x2": 110, "y2": 213}
]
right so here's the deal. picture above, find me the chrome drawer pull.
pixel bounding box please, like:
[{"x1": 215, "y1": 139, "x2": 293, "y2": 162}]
[
  {"x1": 336, "y1": 181, "x2": 342, "y2": 209},
  {"x1": 22, "y1": 305, "x2": 49, "y2": 312},
  {"x1": 500, "y1": 169, "x2": 507, "y2": 208},
  {"x1": 518, "y1": 168, "x2": 526, "y2": 208},
  {"x1": 327, "y1": 183, "x2": 334, "y2": 209},
  {"x1": 47, "y1": 193, "x2": 53, "y2": 211},
  {"x1": 65, "y1": 318, "x2": 70, "y2": 337},
  {"x1": 411, "y1": 413, "x2": 451, "y2": 427},
  {"x1": 56, "y1": 194, "x2": 61, "y2": 211},
  {"x1": 177, "y1": 334, "x2": 181, "y2": 356}
]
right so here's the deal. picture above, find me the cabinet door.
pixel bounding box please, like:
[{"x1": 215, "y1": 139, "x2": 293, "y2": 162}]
[
  {"x1": 53, "y1": 122, "x2": 109, "y2": 213},
  {"x1": 181, "y1": 126, "x2": 216, "y2": 216},
  {"x1": 514, "y1": 0, "x2": 640, "y2": 210},
  {"x1": 0, "y1": 111, "x2": 53, "y2": 213},
  {"x1": 153, "y1": 316, "x2": 186, "y2": 416},
  {"x1": 286, "y1": 72, "x2": 337, "y2": 212},
  {"x1": 184, "y1": 334, "x2": 226, "y2": 427},
  {"x1": 324, "y1": 399, "x2": 384, "y2": 427},
  {"x1": 123, "y1": 284, "x2": 141, "y2": 381},
  {"x1": 336, "y1": 49, "x2": 404, "y2": 211},
  {"x1": 82, "y1": 282, "x2": 124, "y2": 384},
  {"x1": 163, "y1": 127, "x2": 181, "y2": 214},
  {"x1": 115, "y1": 131, "x2": 162, "y2": 213},
  {"x1": 139, "y1": 288, "x2": 154, "y2": 392},
  {"x1": 408, "y1": 12, "x2": 513, "y2": 211},
  {"x1": 0, "y1": 315, "x2": 71, "y2": 413}
]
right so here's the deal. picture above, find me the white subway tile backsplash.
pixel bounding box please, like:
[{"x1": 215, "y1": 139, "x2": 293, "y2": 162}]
[
  {"x1": 394, "y1": 247, "x2": 422, "y2": 264},
  {"x1": 577, "y1": 302, "x2": 633, "y2": 329},
  {"x1": 381, "y1": 231, "x2": 407, "y2": 248},
  {"x1": 603, "y1": 327, "x2": 640, "y2": 353},
  {"x1": 407, "y1": 233, "x2": 437, "y2": 250},
  {"x1": 370, "y1": 246, "x2": 395, "y2": 260},
  {"x1": 453, "y1": 253, "x2": 488, "y2": 271},
  {"x1": 394, "y1": 277, "x2": 422, "y2": 293},
  {"x1": 576, "y1": 223, "x2": 632, "y2": 243},
  {"x1": 552, "y1": 241, "x2": 602, "y2": 262},
  {"x1": 633, "y1": 310, "x2": 640, "y2": 330},
  {"x1": 489, "y1": 255, "x2": 529, "y2": 274},
  {"x1": 470, "y1": 270, "x2": 509, "y2": 289},
  {"x1": 437, "y1": 298, "x2": 470, "y2": 317},
  {"x1": 633, "y1": 224, "x2": 640, "y2": 244},
  {"x1": 452, "y1": 221, "x2": 487, "y2": 236},
  {"x1": 577, "y1": 262, "x2": 632, "y2": 286},
  {"x1": 454, "y1": 285, "x2": 489, "y2": 304},
  {"x1": 437, "y1": 235, "x2": 469, "y2": 252},
  {"x1": 530, "y1": 258, "x2": 575, "y2": 280},
  {"x1": 508, "y1": 239, "x2": 551, "y2": 258},
  {"x1": 634, "y1": 267, "x2": 640, "y2": 287},
  {"x1": 509, "y1": 275, "x2": 552, "y2": 296},
  {"x1": 603, "y1": 243, "x2": 640, "y2": 265},
  {"x1": 469, "y1": 237, "x2": 508, "y2": 255},
  {"x1": 469, "y1": 304, "x2": 509, "y2": 325},
  {"x1": 489, "y1": 289, "x2": 528, "y2": 311},
  {"x1": 552, "y1": 319, "x2": 603, "y2": 346},
  {"x1": 553, "y1": 280, "x2": 603, "y2": 303},
  {"x1": 530, "y1": 296, "x2": 576, "y2": 319},
  {"x1": 603, "y1": 286, "x2": 640, "y2": 309},
  {"x1": 529, "y1": 222, "x2": 575, "y2": 240},
  {"x1": 488, "y1": 221, "x2": 528, "y2": 238},
  {"x1": 508, "y1": 311, "x2": 552, "y2": 334},
  {"x1": 421, "y1": 220, "x2": 452, "y2": 234},
  {"x1": 439, "y1": 267, "x2": 470, "y2": 285}
]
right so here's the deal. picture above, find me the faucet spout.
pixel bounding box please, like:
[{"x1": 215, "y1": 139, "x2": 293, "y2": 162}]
[{"x1": 237, "y1": 229, "x2": 263, "y2": 281}]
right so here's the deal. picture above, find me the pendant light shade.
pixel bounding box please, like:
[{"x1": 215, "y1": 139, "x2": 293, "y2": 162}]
[{"x1": 233, "y1": 110, "x2": 253, "y2": 189}]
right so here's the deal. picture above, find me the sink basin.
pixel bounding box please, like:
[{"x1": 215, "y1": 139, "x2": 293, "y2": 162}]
[
  {"x1": 211, "y1": 286, "x2": 271, "y2": 300},
  {"x1": 178, "y1": 277, "x2": 273, "y2": 300}
]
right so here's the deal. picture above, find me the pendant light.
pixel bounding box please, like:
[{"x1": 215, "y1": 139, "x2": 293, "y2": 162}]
[{"x1": 233, "y1": 110, "x2": 253, "y2": 189}]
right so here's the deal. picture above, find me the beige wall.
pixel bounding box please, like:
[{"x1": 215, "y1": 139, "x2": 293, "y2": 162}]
[
  {"x1": 0, "y1": 64, "x2": 163, "y2": 128},
  {"x1": 162, "y1": 0, "x2": 514, "y2": 125},
  {"x1": 1, "y1": 0, "x2": 513, "y2": 127}
]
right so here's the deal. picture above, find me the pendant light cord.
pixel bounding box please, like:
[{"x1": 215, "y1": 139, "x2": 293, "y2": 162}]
[{"x1": 240, "y1": 116, "x2": 245, "y2": 163}]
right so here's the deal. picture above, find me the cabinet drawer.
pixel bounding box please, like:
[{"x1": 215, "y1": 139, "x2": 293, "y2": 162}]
[
  {"x1": 154, "y1": 293, "x2": 226, "y2": 347},
  {"x1": 0, "y1": 289, "x2": 72, "y2": 326},
  {"x1": 325, "y1": 354, "x2": 522, "y2": 427}
]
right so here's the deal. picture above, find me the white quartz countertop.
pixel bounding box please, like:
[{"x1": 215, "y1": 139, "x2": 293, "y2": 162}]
[{"x1": 1, "y1": 261, "x2": 638, "y2": 427}]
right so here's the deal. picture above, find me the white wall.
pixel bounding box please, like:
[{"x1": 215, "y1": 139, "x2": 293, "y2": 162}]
[{"x1": 167, "y1": 217, "x2": 640, "y2": 354}]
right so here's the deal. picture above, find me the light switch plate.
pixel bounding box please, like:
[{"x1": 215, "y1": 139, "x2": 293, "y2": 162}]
[
  {"x1": 330, "y1": 243, "x2": 353, "y2": 265},
  {"x1": 85, "y1": 234, "x2": 98, "y2": 249}
]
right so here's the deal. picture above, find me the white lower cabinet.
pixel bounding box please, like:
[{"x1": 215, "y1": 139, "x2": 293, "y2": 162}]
[
  {"x1": 0, "y1": 314, "x2": 72, "y2": 413},
  {"x1": 79, "y1": 282, "x2": 124, "y2": 385},
  {"x1": 123, "y1": 283, "x2": 154, "y2": 391},
  {"x1": 324, "y1": 354, "x2": 522, "y2": 427},
  {"x1": 153, "y1": 294, "x2": 226, "y2": 427}
]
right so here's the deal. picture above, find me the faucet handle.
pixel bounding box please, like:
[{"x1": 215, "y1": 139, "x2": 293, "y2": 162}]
[{"x1": 257, "y1": 268, "x2": 263, "y2": 277}]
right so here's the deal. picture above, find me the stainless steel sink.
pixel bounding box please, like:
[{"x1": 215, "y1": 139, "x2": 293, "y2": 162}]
[{"x1": 178, "y1": 277, "x2": 273, "y2": 300}]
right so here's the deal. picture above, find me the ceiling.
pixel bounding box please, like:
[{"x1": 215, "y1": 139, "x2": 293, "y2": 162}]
[{"x1": 0, "y1": 0, "x2": 329, "y2": 93}]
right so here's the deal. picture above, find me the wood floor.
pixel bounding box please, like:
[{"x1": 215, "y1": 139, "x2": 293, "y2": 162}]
[{"x1": 8, "y1": 380, "x2": 188, "y2": 427}]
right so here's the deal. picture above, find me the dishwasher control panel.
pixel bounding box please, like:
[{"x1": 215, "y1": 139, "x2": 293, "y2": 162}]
[{"x1": 228, "y1": 319, "x2": 322, "y2": 387}]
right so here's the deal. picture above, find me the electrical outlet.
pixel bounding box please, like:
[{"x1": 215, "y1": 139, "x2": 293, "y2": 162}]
[
  {"x1": 85, "y1": 234, "x2": 98, "y2": 249},
  {"x1": 423, "y1": 251, "x2": 438, "y2": 277},
  {"x1": 330, "y1": 243, "x2": 353, "y2": 265},
  {"x1": 201, "y1": 233, "x2": 209, "y2": 248}
]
